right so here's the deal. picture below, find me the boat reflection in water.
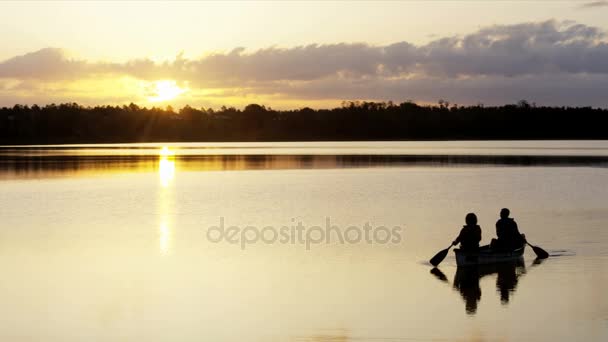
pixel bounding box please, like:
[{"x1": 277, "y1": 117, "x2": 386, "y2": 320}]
[{"x1": 431, "y1": 259, "x2": 529, "y2": 315}]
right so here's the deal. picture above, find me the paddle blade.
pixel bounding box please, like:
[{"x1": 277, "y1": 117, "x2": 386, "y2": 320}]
[
  {"x1": 430, "y1": 247, "x2": 450, "y2": 266},
  {"x1": 531, "y1": 244, "x2": 549, "y2": 259},
  {"x1": 430, "y1": 267, "x2": 448, "y2": 282}
]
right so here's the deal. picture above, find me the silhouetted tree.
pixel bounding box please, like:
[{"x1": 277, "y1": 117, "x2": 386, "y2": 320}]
[{"x1": 0, "y1": 101, "x2": 606, "y2": 144}]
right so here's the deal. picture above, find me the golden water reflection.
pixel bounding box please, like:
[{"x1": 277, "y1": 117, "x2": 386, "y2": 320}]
[
  {"x1": 158, "y1": 147, "x2": 174, "y2": 254},
  {"x1": 159, "y1": 220, "x2": 170, "y2": 254},
  {"x1": 159, "y1": 147, "x2": 175, "y2": 187},
  {"x1": 2, "y1": 152, "x2": 607, "y2": 181}
]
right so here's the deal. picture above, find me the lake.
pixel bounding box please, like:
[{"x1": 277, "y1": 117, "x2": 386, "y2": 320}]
[{"x1": 1, "y1": 141, "x2": 607, "y2": 341}]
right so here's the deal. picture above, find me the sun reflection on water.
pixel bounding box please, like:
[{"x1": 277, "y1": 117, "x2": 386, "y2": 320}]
[
  {"x1": 159, "y1": 220, "x2": 170, "y2": 254},
  {"x1": 159, "y1": 147, "x2": 175, "y2": 188},
  {"x1": 158, "y1": 146, "x2": 175, "y2": 254}
]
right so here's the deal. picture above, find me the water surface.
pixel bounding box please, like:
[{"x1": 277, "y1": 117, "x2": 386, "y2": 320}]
[{"x1": 0, "y1": 141, "x2": 607, "y2": 341}]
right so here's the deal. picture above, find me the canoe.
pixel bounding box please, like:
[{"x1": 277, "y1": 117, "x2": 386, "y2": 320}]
[{"x1": 454, "y1": 245, "x2": 525, "y2": 266}]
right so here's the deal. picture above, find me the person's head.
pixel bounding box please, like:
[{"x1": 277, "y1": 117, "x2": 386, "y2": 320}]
[
  {"x1": 465, "y1": 213, "x2": 477, "y2": 225},
  {"x1": 500, "y1": 208, "x2": 510, "y2": 219}
]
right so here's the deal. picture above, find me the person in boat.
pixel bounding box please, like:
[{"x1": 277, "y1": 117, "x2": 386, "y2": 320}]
[
  {"x1": 452, "y1": 213, "x2": 482, "y2": 252},
  {"x1": 491, "y1": 208, "x2": 526, "y2": 251}
]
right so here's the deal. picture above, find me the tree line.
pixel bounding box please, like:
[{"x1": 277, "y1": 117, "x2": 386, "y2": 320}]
[{"x1": 1, "y1": 101, "x2": 607, "y2": 144}]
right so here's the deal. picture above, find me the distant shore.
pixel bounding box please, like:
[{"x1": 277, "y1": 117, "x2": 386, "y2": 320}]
[{"x1": 2, "y1": 101, "x2": 607, "y2": 144}]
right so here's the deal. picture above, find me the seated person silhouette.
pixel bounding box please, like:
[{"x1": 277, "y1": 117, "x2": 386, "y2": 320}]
[
  {"x1": 491, "y1": 208, "x2": 526, "y2": 251},
  {"x1": 452, "y1": 213, "x2": 482, "y2": 252}
]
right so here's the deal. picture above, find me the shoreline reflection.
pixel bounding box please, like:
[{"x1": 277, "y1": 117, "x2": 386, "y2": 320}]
[{"x1": 1, "y1": 153, "x2": 607, "y2": 180}]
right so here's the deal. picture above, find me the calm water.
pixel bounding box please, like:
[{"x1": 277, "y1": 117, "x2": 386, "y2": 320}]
[{"x1": 1, "y1": 141, "x2": 607, "y2": 341}]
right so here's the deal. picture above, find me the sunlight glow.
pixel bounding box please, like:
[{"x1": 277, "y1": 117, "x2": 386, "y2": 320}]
[
  {"x1": 159, "y1": 220, "x2": 170, "y2": 254},
  {"x1": 158, "y1": 146, "x2": 175, "y2": 255},
  {"x1": 160, "y1": 146, "x2": 175, "y2": 157},
  {"x1": 147, "y1": 80, "x2": 186, "y2": 102},
  {"x1": 159, "y1": 147, "x2": 175, "y2": 187}
]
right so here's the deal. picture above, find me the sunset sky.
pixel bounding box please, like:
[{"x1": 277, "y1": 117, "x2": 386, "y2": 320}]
[{"x1": 1, "y1": 1, "x2": 608, "y2": 109}]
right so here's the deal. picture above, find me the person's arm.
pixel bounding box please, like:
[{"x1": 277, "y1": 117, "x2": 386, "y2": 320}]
[{"x1": 452, "y1": 228, "x2": 462, "y2": 246}]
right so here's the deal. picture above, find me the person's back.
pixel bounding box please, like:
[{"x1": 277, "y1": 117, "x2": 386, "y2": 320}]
[
  {"x1": 494, "y1": 208, "x2": 524, "y2": 250},
  {"x1": 496, "y1": 217, "x2": 519, "y2": 240},
  {"x1": 453, "y1": 213, "x2": 482, "y2": 252}
]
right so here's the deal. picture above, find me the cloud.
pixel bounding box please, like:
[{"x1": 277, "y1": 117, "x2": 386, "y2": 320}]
[
  {"x1": 1, "y1": 20, "x2": 608, "y2": 107},
  {"x1": 256, "y1": 74, "x2": 608, "y2": 107},
  {"x1": 578, "y1": 1, "x2": 608, "y2": 9},
  {"x1": 0, "y1": 48, "x2": 89, "y2": 80}
]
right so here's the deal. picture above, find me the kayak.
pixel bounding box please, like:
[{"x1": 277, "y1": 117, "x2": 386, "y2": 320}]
[{"x1": 454, "y1": 245, "x2": 525, "y2": 266}]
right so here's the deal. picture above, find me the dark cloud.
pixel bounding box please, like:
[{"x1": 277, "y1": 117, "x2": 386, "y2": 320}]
[
  {"x1": 3, "y1": 20, "x2": 607, "y2": 82},
  {"x1": 149, "y1": 20, "x2": 608, "y2": 82},
  {"x1": 414, "y1": 21, "x2": 608, "y2": 77},
  {"x1": 257, "y1": 74, "x2": 608, "y2": 107},
  {"x1": 0, "y1": 20, "x2": 607, "y2": 106}
]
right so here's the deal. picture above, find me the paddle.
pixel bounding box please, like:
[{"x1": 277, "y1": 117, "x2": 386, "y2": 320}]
[
  {"x1": 526, "y1": 241, "x2": 549, "y2": 259},
  {"x1": 429, "y1": 245, "x2": 452, "y2": 266},
  {"x1": 430, "y1": 267, "x2": 448, "y2": 282}
]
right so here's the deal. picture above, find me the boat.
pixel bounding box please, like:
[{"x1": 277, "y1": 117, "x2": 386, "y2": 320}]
[{"x1": 454, "y1": 245, "x2": 525, "y2": 266}]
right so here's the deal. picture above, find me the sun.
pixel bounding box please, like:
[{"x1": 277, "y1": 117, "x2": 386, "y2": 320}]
[{"x1": 147, "y1": 80, "x2": 186, "y2": 102}]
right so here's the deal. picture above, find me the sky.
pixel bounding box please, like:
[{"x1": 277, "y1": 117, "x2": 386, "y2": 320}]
[{"x1": 1, "y1": 0, "x2": 608, "y2": 109}]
